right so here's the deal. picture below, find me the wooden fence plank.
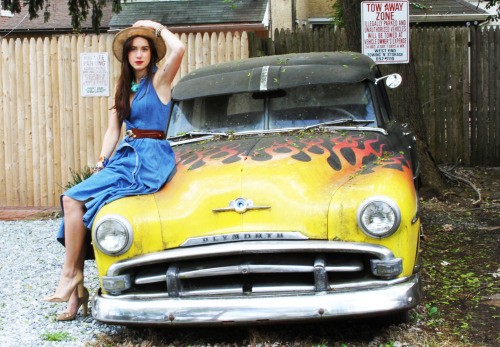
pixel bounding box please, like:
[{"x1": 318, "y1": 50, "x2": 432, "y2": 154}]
[
  {"x1": 470, "y1": 26, "x2": 479, "y2": 164},
  {"x1": 36, "y1": 38, "x2": 48, "y2": 205},
  {"x1": 461, "y1": 28, "x2": 471, "y2": 166},
  {"x1": 196, "y1": 33, "x2": 203, "y2": 70},
  {"x1": 78, "y1": 36, "x2": 87, "y2": 169},
  {"x1": 495, "y1": 28, "x2": 500, "y2": 164},
  {"x1": 51, "y1": 37, "x2": 61, "y2": 199},
  {"x1": 225, "y1": 32, "x2": 234, "y2": 63},
  {"x1": 241, "y1": 31, "x2": 249, "y2": 58},
  {"x1": 218, "y1": 32, "x2": 226, "y2": 63},
  {"x1": 203, "y1": 33, "x2": 210, "y2": 67},
  {"x1": 233, "y1": 32, "x2": 241, "y2": 61},
  {"x1": 446, "y1": 27, "x2": 457, "y2": 163},
  {"x1": 1, "y1": 39, "x2": 13, "y2": 205},
  {"x1": 44, "y1": 37, "x2": 55, "y2": 206},
  {"x1": 22, "y1": 38, "x2": 34, "y2": 205},
  {"x1": 210, "y1": 33, "x2": 218, "y2": 64},
  {"x1": 0, "y1": 40, "x2": 4, "y2": 206},
  {"x1": 63, "y1": 36, "x2": 75, "y2": 184},
  {"x1": 15, "y1": 39, "x2": 26, "y2": 206},
  {"x1": 487, "y1": 28, "x2": 496, "y2": 165},
  {"x1": 478, "y1": 28, "x2": 489, "y2": 164}
]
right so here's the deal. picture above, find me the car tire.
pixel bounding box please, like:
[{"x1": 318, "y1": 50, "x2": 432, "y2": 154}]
[{"x1": 383, "y1": 309, "x2": 410, "y2": 325}]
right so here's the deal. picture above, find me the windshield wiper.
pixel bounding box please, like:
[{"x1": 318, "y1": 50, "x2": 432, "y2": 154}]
[
  {"x1": 305, "y1": 119, "x2": 375, "y2": 130},
  {"x1": 168, "y1": 131, "x2": 228, "y2": 141}
]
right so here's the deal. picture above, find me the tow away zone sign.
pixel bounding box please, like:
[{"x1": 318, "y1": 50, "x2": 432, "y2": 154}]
[{"x1": 361, "y1": 1, "x2": 409, "y2": 64}]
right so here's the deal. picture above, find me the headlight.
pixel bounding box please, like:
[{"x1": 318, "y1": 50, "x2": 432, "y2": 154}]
[
  {"x1": 357, "y1": 196, "x2": 401, "y2": 238},
  {"x1": 93, "y1": 214, "x2": 133, "y2": 256}
]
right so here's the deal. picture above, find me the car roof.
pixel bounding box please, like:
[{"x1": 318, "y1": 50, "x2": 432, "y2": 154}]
[{"x1": 172, "y1": 52, "x2": 377, "y2": 100}]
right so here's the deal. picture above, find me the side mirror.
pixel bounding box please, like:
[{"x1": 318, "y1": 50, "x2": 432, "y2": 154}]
[{"x1": 375, "y1": 73, "x2": 402, "y2": 89}]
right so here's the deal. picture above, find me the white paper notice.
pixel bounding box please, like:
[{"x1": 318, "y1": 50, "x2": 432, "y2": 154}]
[
  {"x1": 80, "y1": 53, "x2": 110, "y2": 97},
  {"x1": 361, "y1": 1, "x2": 409, "y2": 64}
]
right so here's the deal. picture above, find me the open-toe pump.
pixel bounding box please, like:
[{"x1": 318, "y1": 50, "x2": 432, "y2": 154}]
[
  {"x1": 56, "y1": 287, "x2": 89, "y2": 321},
  {"x1": 44, "y1": 270, "x2": 84, "y2": 303}
]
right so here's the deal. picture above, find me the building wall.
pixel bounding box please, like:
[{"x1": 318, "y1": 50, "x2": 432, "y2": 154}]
[
  {"x1": 271, "y1": 0, "x2": 293, "y2": 32},
  {"x1": 271, "y1": 0, "x2": 333, "y2": 31}
]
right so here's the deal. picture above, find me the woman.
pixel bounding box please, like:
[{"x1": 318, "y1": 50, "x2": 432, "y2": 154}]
[{"x1": 43, "y1": 20, "x2": 185, "y2": 321}]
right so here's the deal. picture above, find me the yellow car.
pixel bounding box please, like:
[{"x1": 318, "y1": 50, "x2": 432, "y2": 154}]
[{"x1": 92, "y1": 52, "x2": 422, "y2": 325}]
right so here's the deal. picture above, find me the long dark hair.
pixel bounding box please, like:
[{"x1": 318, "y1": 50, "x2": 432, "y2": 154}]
[{"x1": 113, "y1": 35, "x2": 159, "y2": 120}]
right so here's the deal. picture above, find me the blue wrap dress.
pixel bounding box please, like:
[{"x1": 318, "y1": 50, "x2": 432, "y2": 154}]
[{"x1": 57, "y1": 73, "x2": 176, "y2": 257}]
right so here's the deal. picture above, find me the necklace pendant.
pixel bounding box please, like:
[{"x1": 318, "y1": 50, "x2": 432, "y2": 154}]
[{"x1": 131, "y1": 81, "x2": 139, "y2": 92}]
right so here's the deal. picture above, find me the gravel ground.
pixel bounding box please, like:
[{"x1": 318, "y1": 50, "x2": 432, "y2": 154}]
[{"x1": 0, "y1": 219, "x2": 122, "y2": 346}]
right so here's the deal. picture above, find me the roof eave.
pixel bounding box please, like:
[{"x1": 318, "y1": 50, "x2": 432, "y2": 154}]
[
  {"x1": 410, "y1": 14, "x2": 491, "y2": 23},
  {"x1": 109, "y1": 23, "x2": 267, "y2": 34}
]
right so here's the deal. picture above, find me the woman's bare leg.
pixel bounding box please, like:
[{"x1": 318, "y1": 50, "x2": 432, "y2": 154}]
[{"x1": 49, "y1": 196, "x2": 87, "y2": 300}]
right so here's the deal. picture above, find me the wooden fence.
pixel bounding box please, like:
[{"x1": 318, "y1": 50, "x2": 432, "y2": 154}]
[
  {"x1": 249, "y1": 26, "x2": 500, "y2": 167},
  {"x1": 0, "y1": 31, "x2": 249, "y2": 207}
]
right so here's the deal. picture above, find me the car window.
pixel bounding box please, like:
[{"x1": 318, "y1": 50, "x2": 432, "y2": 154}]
[
  {"x1": 167, "y1": 82, "x2": 376, "y2": 138},
  {"x1": 167, "y1": 93, "x2": 265, "y2": 137},
  {"x1": 269, "y1": 83, "x2": 375, "y2": 129}
]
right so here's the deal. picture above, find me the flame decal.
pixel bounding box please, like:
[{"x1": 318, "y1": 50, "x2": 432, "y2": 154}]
[{"x1": 172, "y1": 134, "x2": 411, "y2": 174}]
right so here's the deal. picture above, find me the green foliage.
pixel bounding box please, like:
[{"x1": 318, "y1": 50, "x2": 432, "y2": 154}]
[
  {"x1": 40, "y1": 330, "x2": 74, "y2": 342},
  {"x1": 59, "y1": 166, "x2": 93, "y2": 190},
  {"x1": 328, "y1": 0, "x2": 344, "y2": 28},
  {"x1": 223, "y1": 0, "x2": 235, "y2": 11}
]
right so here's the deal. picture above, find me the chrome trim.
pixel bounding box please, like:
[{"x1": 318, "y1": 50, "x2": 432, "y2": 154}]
[
  {"x1": 134, "y1": 258, "x2": 363, "y2": 285},
  {"x1": 106, "y1": 241, "x2": 396, "y2": 277},
  {"x1": 93, "y1": 214, "x2": 134, "y2": 256},
  {"x1": 213, "y1": 197, "x2": 270, "y2": 214},
  {"x1": 168, "y1": 127, "x2": 388, "y2": 146},
  {"x1": 356, "y1": 196, "x2": 402, "y2": 239},
  {"x1": 180, "y1": 231, "x2": 308, "y2": 247},
  {"x1": 104, "y1": 277, "x2": 410, "y2": 300},
  {"x1": 260, "y1": 66, "x2": 270, "y2": 91},
  {"x1": 92, "y1": 275, "x2": 421, "y2": 325}
]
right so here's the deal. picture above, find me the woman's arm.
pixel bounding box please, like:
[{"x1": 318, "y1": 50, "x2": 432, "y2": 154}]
[
  {"x1": 99, "y1": 108, "x2": 123, "y2": 160},
  {"x1": 133, "y1": 20, "x2": 185, "y2": 104}
]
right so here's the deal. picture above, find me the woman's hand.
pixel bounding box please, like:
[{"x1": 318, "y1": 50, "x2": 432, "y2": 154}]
[{"x1": 133, "y1": 20, "x2": 164, "y2": 34}]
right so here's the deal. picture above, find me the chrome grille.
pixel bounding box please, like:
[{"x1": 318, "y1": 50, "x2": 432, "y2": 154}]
[{"x1": 105, "y1": 241, "x2": 399, "y2": 297}]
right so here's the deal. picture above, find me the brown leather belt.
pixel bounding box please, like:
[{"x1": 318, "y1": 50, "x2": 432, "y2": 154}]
[{"x1": 126, "y1": 129, "x2": 166, "y2": 140}]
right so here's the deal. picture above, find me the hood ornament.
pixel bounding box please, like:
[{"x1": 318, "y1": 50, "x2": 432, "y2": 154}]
[{"x1": 213, "y1": 197, "x2": 270, "y2": 214}]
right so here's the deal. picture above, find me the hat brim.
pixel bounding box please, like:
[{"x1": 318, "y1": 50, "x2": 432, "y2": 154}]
[{"x1": 112, "y1": 26, "x2": 167, "y2": 62}]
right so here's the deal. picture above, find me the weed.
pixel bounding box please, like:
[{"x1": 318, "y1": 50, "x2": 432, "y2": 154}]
[
  {"x1": 58, "y1": 166, "x2": 92, "y2": 190},
  {"x1": 40, "y1": 330, "x2": 74, "y2": 342}
]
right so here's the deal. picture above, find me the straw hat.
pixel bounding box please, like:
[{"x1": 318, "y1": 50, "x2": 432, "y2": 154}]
[{"x1": 112, "y1": 26, "x2": 167, "y2": 62}]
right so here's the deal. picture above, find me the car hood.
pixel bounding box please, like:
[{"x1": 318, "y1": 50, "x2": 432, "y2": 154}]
[{"x1": 155, "y1": 131, "x2": 410, "y2": 249}]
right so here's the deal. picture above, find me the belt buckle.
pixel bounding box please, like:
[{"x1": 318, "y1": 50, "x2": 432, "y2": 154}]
[{"x1": 126, "y1": 130, "x2": 136, "y2": 139}]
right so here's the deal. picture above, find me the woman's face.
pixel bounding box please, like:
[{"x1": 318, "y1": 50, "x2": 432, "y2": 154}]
[{"x1": 128, "y1": 36, "x2": 151, "y2": 74}]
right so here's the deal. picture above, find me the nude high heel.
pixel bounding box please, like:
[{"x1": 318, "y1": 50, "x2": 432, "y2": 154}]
[
  {"x1": 44, "y1": 270, "x2": 84, "y2": 302},
  {"x1": 56, "y1": 287, "x2": 89, "y2": 321}
]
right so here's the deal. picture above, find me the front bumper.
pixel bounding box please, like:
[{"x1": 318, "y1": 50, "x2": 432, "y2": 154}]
[{"x1": 92, "y1": 274, "x2": 421, "y2": 326}]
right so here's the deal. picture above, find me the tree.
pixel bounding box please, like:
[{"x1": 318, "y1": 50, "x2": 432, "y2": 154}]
[
  {"x1": 333, "y1": 0, "x2": 450, "y2": 194},
  {"x1": 2, "y1": 0, "x2": 122, "y2": 34}
]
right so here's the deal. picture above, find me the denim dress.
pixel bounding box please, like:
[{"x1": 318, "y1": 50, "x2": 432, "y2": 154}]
[{"x1": 57, "y1": 73, "x2": 175, "y2": 257}]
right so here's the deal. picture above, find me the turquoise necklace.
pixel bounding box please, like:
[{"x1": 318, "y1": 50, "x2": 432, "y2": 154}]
[{"x1": 131, "y1": 81, "x2": 139, "y2": 93}]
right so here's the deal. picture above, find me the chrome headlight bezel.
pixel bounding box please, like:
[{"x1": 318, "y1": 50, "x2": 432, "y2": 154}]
[
  {"x1": 356, "y1": 196, "x2": 401, "y2": 238},
  {"x1": 93, "y1": 214, "x2": 134, "y2": 256}
]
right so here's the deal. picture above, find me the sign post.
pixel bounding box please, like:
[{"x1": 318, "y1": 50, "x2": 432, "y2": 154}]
[
  {"x1": 80, "y1": 52, "x2": 110, "y2": 97},
  {"x1": 361, "y1": 1, "x2": 409, "y2": 64}
]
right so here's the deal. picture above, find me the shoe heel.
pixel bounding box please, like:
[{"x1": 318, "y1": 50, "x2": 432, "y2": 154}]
[
  {"x1": 82, "y1": 301, "x2": 88, "y2": 316},
  {"x1": 77, "y1": 283, "x2": 84, "y2": 298}
]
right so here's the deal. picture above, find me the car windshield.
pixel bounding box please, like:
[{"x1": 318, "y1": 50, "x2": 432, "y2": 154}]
[{"x1": 167, "y1": 82, "x2": 375, "y2": 139}]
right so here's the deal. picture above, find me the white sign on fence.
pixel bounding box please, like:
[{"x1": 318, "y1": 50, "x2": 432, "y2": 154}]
[
  {"x1": 80, "y1": 53, "x2": 110, "y2": 97},
  {"x1": 361, "y1": 1, "x2": 409, "y2": 64}
]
